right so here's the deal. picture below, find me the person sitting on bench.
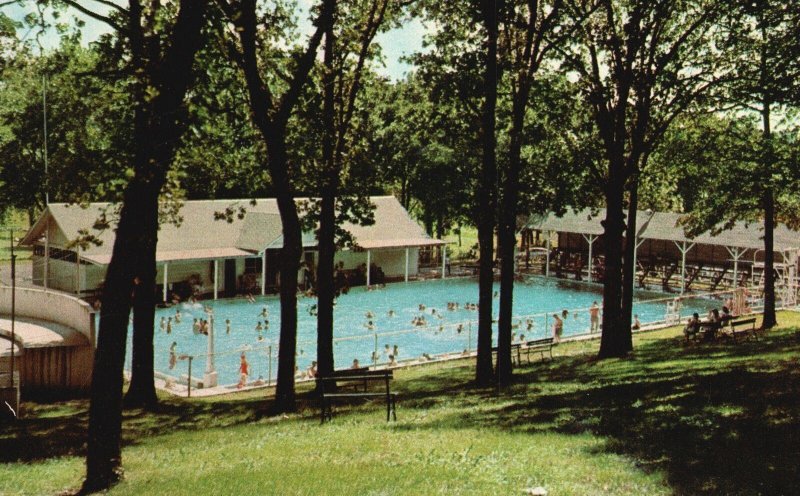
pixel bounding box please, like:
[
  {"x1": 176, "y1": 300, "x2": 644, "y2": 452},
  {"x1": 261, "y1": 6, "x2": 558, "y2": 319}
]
[{"x1": 683, "y1": 312, "x2": 700, "y2": 341}]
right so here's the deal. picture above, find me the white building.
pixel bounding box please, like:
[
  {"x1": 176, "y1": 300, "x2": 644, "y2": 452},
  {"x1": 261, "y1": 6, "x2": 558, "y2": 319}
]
[{"x1": 20, "y1": 196, "x2": 447, "y2": 300}]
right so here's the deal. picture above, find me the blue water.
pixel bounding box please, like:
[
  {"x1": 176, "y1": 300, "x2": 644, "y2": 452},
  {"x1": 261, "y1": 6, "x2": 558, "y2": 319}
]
[{"x1": 126, "y1": 277, "x2": 718, "y2": 386}]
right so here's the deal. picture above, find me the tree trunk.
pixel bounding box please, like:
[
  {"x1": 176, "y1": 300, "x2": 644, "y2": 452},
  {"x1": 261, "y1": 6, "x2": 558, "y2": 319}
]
[
  {"x1": 316, "y1": 21, "x2": 337, "y2": 385},
  {"x1": 82, "y1": 2, "x2": 207, "y2": 487},
  {"x1": 124, "y1": 191, "x2": 160, "y2": 408},
  {"x1": 598, "y1": 175, "x2": 627, "y2": 358},
  {"x1": 496, "y1": 87, "x2": 526, "y2": 387},
  {"x1": 82, "y1": 183, "x2": 147, "y2": 492},
  {"x1": 475, "y1": 0, "x2": 498, "y2": 386},
  {"x1": 619, "y1": 175, "x2": 637, "y2": 352},
  {"x1": 761, "y1": 102, "x2": 777, "y2": 329},
  {"x1": 270, "y1": 137, "x2": 302, "y2": 414}
]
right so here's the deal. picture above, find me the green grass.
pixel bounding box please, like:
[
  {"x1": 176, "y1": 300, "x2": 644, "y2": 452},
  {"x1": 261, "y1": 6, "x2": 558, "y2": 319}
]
[
  {"x1": 2, "y1": 313, "x2": 800, "y2": 495},
  {"x1": 443, "y1": 226, "x2": 479, "y2": 260},
  {"x1": 0, "y1": 210, "x2": 31, "y2": 262}
]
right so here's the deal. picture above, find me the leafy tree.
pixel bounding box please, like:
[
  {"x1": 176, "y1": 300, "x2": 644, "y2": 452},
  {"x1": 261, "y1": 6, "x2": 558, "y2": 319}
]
[
  {"x1": 44, "y1": 1, "x2": 211, "y2": 491},
  {"x1": 561, "y1": 0, "x2": 724, "y2": 358},
  {"x1": 682, "y1": 1, "x2": 800, "y2": 328},
  {"x1": 216, "y1": 0, "x2": 334, "y2": 414}
]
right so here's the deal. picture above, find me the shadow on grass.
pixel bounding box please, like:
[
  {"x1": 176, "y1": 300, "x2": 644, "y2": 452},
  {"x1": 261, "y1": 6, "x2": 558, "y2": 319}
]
[
  {"x1": 0, "y1": 392, "x2": 276, "y2": 463},
  {"x1": 395, "y1": 328, "x2": 800, "y2": 495}
]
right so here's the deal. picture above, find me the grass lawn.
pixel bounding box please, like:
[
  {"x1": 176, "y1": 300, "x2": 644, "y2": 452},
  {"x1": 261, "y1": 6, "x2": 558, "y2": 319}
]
[{"x1": 2, "y1": 313, "x2": 800, "y2": 495}]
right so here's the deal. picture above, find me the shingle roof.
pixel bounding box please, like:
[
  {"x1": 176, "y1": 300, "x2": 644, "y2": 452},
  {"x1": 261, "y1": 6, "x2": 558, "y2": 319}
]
[
  {"x1": 527, "y1": 208, "x2": 800, "y2": 252},
  {"x1": 21, "y1": 196, "x2": 444, "y2": 264}
]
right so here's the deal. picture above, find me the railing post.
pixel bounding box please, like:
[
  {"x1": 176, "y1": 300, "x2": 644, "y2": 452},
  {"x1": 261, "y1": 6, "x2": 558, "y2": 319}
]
[
  {"x1": 187, "y1": 356, "x2": 193, "y2": 398},
  {"x1": 268, "y1": 345, "x2": 273, "y2": 386}
]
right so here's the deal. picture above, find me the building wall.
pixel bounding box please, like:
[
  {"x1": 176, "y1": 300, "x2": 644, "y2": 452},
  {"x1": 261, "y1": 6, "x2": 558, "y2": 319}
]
[{"x1": 334, "y1": 248, "x2": 420, "y2": 278}]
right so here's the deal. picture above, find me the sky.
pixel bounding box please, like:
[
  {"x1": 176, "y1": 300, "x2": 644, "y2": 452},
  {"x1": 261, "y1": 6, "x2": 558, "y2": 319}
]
[{"x1": 2, "y1": 0, "x2": 427, "y2": 81}]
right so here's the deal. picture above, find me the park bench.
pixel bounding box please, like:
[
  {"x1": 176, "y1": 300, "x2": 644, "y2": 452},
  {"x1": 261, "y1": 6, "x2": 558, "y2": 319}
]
[
  {"x1": 727, "y1": 317, "x2": 758, "y2": 343},
  {"x1": 522, "y1": 337, "x2": 554, "y2": 362},
  {"x1": 316, "y1": 369, "x2": 396, "y2": 423},
  {"x1": 492, "y1": 342, "x2": 523, "y2": 365}
]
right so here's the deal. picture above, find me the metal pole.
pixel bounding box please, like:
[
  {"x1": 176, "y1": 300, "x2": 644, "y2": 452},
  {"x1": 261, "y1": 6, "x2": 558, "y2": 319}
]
[
  {"x1": 545, "y1": 232, "x2": 551, "y2": 277},
  {"x1": 44, "y1": 217, "x2": 49, "y2": 289},
  {"x1": 374, "y1": 332, "x2": 378, "y2": 364},
  {"x1": 187, "y1": 356, "x2": 193, "y2": 398},
  {"x1": 268, "y1": 345, "x2": 272, "y2": 386},
  {"x1": 10, "y1": 230, "x2": 16, "y2": 389},
  {"x1": 43, "y1": 75, "x2": 49, "y2": 205}
]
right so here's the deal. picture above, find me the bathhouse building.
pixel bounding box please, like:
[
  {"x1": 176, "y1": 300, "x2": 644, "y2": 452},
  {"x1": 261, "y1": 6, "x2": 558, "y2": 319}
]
[{"x1": 20, "y1": 196, "x2": 446, "y2": 301}]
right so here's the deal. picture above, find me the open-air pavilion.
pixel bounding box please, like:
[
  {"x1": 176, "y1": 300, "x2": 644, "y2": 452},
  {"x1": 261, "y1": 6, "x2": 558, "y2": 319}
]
[
  {"x1": 522, "y1": 208, "x2": 800, "y2": 303},
  {"x1": 19, "y1": 196, "x2": 448, "y2": 302}
]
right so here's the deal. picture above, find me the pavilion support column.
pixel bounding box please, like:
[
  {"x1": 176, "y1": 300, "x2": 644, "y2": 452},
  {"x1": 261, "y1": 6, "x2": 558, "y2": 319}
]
[
  {"x1": 366, "y1": 250, "x2": 371, "y2": 287},
  {"x1": 725, "y1": 246, "x2": 746, "y2": 290},
  {"x1": 441, "y1": 245, "x2": 446, "y2": 280},
  {"x1": 261, "y1": 251, "x2": 266, "y2": 296},
  {"x1": 632, "y1": 237, "x2": 646, "y2": 291},
  {"x1": 163, "y1": 263, "x2": 169, "y2": 303},
  {"x1": 213, "y1": 259, "x2": 219, "y2": 300},
  {"x1": 674, "y1": 241, "x2": 695, "y2": 294},
  {"x1": 404, "y1": 248, "x2": 409, "y2": 283},
  {"x1": 545, "y1": 231, "x2": 551, "y2": 277},
  {"x1": 582, "y1": 234, "x2": 597, "y2": 283}
]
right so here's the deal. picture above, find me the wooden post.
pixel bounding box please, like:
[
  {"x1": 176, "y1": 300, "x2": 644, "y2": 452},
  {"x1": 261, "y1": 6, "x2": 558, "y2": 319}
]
[
  {"x1": 582, "y1": 234, "x2": 596, "y2": 283},
  {"x1": 163, "y1": 262, "x2": 169, "y2": 303},
  {"x1": 366, "y1": 250, "x2": 371, "y2": 287},
  {"x1": 261, "y1": 251, "x2": 267, "y2": 296},
  {"x1": 404, "y1": 247, "x2": 409, "y2": 283},
  {"x1": 441, "y1": 245, "x2": 446, "y2": 279},
  {"x1": 213, "y1": 259, "x2": 219, "y2": 300},
  {"x1": 545, "y1": 231, "x2": 551, "y2": 277}
]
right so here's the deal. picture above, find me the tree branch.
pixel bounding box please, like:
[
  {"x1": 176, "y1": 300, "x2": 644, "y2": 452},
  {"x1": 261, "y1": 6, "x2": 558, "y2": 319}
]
[{"x1": 60, "y1": 0, "x2": 129, "y2": 35}]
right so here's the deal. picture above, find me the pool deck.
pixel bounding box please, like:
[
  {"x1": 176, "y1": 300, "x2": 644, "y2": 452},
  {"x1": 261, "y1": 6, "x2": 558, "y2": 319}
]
[{"x1": 153, "y1": 320, "x2": 671, "y2": 398}]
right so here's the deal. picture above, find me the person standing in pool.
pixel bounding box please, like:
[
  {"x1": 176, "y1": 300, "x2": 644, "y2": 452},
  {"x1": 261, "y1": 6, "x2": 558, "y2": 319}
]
[
  {"x1": 238, "y1": 353, "x2": 249, "y2": 389},
  {"x1": 552, "y1": 314, "x2": 563, "y2": 343},
  {"x1": 589, "y1": 301, "x2": 600, "y2": 333},
  {"x1": 226, "y1": 319, "x2": 231, "y2": 335},
  {"x1": 168, "y1": 342, "x2": 178, "y2": 370}
]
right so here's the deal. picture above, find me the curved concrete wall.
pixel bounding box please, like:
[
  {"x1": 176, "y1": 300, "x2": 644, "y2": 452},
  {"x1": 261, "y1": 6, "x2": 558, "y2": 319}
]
[
  {"x1": 0, "y1": 286, "x2": 95, "y2": 346},
  {"x1": 0, "y1": 287, "x2": 96, "y2": 394}
]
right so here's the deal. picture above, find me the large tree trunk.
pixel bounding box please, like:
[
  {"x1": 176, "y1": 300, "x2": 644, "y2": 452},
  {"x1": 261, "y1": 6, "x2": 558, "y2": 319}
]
[
  {"x1": 316, "y1": 20, "x2": 337, "y2": 384},
  {"x1": 761, "y1": 102, "x2": 777, "y2": 329},
  {"x1": 270, "y1": 137, "x2": 303, "y2": 414},
  {"x1": 496, "y1": 90, "x2": 526, "y2": 387},
  {"x1": 598, "y1": 174, "x2": 627, "y2": 358},
  {"x1": 83, "y1": 2, "x2": 206, "y2": 489},
  {"x1": 124, "y1": 192, "x2": 160, "y2": 408},
  {"x1": 475, "y1": 0, "x2": 498, "y2": 386},
  {"x1": 82, "y1": 183, "x2": 149, "y2": 492},
  {"x1": 620, "y1": 175, "x2": 638, "y2": 352}
]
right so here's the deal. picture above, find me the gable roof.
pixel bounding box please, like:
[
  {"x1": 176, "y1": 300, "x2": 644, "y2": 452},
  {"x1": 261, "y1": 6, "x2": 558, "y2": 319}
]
[
  {"x1": 21, "y1": 196, "x2": 444, "y2": 264},
  {"x1": 526, "y1": 208, "x2": 800, "y2": 252}
]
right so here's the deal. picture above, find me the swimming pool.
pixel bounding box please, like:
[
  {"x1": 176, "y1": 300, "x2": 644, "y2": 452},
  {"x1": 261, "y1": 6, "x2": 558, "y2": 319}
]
[{"x1": 126, "y1": 277, "x2": 720, "y2": 387}]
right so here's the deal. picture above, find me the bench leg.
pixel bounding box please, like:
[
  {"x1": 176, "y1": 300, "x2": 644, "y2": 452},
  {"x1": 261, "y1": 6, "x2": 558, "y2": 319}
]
[{"x1": 390, "y1": 396, "x2": 397, "y2": 421}]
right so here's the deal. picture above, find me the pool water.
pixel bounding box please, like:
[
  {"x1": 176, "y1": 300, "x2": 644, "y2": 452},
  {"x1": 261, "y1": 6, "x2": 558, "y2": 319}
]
[{"x1": 126, "y1": 277, "x2": 717, "y2": 386}]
